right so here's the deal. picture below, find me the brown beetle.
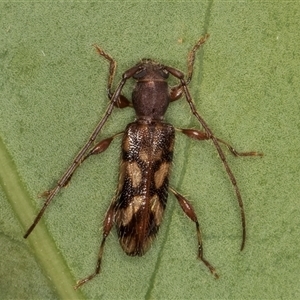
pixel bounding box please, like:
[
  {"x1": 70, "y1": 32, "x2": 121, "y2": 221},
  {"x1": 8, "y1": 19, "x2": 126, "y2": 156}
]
[{"x1": 24, "y1": 35, "x2": 262, "y2": 289}]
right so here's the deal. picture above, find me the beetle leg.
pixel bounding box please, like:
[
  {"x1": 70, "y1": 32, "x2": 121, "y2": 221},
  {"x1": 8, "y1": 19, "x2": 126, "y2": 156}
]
[
  {"x1": 74, "y1": 200, "x2": 116, "y2": 289},
  {"x1": 94, "y1": 45, "x2": 131, "y2": 108},
  {"x1": 186, "y1": 34, "x2": 210, "y2": 84},
  {"x1": 169, "y1": 34, "x2": 210, "y2": 102},
  {"x1": 179, "y1": 128, "x2": 263, "y2": 157},
  {"x1": 24, "y1": 132, "x2": 122, "y2": 238},
  {"x1": 39, "y1": 132, "x2": 123, "y2": 198},
  {"x1": 170, "y1": 187, "x2": 219, "y2": 279}
]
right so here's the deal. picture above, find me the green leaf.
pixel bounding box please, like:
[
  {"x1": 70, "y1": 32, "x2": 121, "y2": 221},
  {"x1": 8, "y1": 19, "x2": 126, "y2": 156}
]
[{"x1": 1, "y1": 2, "x2": 299, "y2": 299}]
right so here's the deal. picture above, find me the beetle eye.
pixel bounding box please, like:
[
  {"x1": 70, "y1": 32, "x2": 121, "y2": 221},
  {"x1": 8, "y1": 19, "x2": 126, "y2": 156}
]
[
  {"x1": 133, "y1": 67, "x2": 147, "y2": 79},
  {"x1": 159, "y1": 68, "x2": 169, "y2": 79}
]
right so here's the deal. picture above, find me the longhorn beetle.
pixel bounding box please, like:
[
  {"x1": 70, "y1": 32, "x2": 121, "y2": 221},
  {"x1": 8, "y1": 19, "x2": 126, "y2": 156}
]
[{"x1": 23, "y1": 34, "x2": 262, "y2": 289}]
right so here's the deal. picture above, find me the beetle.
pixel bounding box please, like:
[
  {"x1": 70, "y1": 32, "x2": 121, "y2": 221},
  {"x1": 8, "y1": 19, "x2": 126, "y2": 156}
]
[{"x1": 23, "y1": 34, "x2": 262, "y2": 289}]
